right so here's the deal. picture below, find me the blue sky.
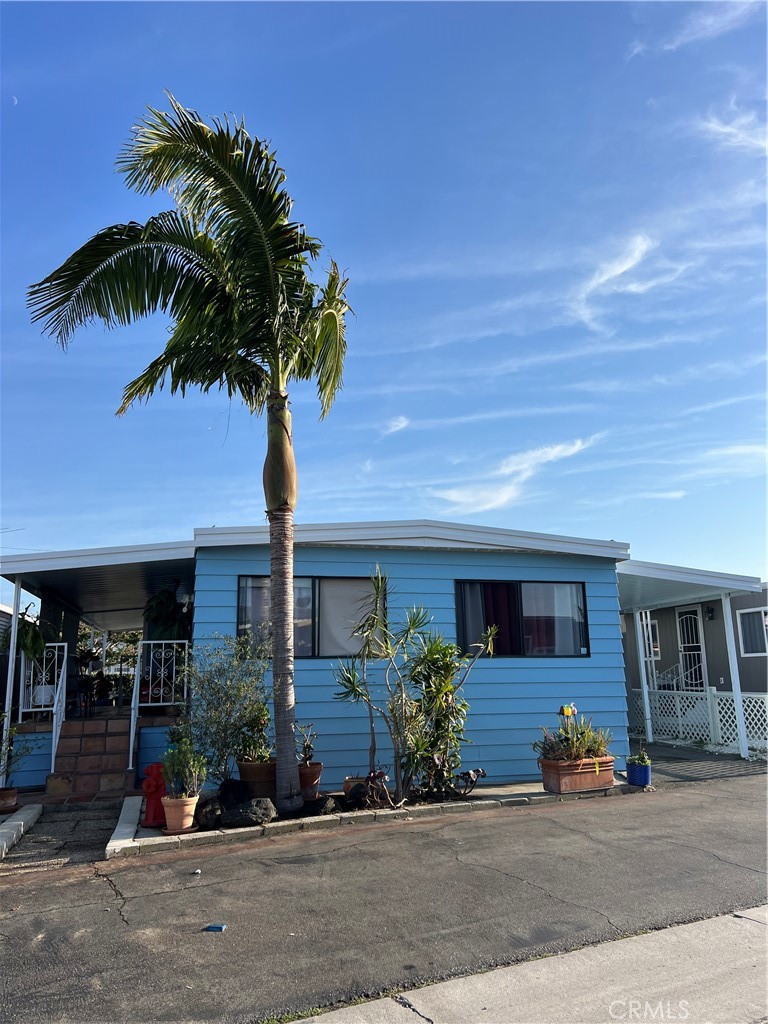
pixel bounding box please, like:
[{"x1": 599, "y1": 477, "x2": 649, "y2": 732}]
[{"x1": 1, "y1": 0, "x2": 765, "y2": 601}]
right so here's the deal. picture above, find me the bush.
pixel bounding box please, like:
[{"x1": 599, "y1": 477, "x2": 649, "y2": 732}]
[{"x1": 183, "y1": 633, "x2": 272, "y2": 782}]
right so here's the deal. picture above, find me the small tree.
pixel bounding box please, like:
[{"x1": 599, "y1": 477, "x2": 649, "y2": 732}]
[
  {"x1": 183, "y1": 633, "x2": 271, "y2": 784},
  {"x1": 335, "y1": 570, "x2": 494, "y2": 802}
]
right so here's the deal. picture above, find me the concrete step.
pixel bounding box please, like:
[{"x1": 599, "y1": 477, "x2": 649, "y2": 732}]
[{"x1": 45, "y1": 769, "x2": 135, "y2": 797}]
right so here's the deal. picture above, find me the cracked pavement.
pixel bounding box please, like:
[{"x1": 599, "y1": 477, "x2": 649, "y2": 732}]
[{"x1": 0, "y1": 773, "x2": 765, "y2": 1024}]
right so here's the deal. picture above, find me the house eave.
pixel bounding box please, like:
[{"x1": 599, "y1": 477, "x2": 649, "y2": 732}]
[
  {"x1": 618, "y1": 559, "x2": 762, "y2": 612},
  {"x1": 193, "y1": 520, "x2": 630, "y2": 562}
]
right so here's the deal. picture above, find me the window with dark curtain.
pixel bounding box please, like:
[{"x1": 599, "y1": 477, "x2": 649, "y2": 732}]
[{"x1": 457, "y1": 580, "x2": 588, "y2": 657}]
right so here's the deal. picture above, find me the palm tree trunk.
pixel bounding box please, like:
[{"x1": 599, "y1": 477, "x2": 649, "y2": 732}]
[{"x1": 264, "y1": 389, "x2": 302, "y2": 813}]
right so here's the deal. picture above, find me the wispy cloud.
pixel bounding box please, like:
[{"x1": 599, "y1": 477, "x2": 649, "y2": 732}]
[
  {"x1": 579, "y1": 489, "x2": 687, "y2": 508},
  {"x1": 681, "y1": 443, "x2": 766, "y2": 479},
  {"x1": 390, "y1": 404, "x2": 595, "y2": 432},
  {"x1": 433, "y1": 435, "x2": 602, "y2": 514},
  {"x1": 675, "y1": 392, "x2": 765, "y2": 417},
  {"x1": 695, "y1": 104, "x2": 767, "y2": 152},
  {"x1": 625, "y1": 40, "x2": 647, "y2": 62},
  {"x1": 662, "y1": 3, "x2": 763, "y2": 52},
  {"x1": 382, "y1": 415, "x2": 410, "y2": 436},
  {"x1": 572, "y1": 234, "x2": 656, "y2": 330}
]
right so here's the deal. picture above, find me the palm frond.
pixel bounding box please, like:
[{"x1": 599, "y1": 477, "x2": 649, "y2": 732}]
[
  {"x1": 117, "y1": 93, "x2": 318, "y2": 317},
  {"x1": 27, "y1": 213, "x2": 231, "y2": 346},
  {"x1": 291, "y1": 261, "x2": 350, "y2": 417}
]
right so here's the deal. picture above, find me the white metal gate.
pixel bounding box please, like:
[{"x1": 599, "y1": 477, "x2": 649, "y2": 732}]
[{"x1": 676, "y1": 606, "x2": 707, "y2": 691}]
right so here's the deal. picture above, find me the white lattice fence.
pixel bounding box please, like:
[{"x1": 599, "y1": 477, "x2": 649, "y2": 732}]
[
  {"x1": 627, "y1": 690, "x2": 646, "y2": 735},
  {"x1": 648, "y1": 689, "x2": 711, "y2": 743},
  {"x1": 630, "y1": 688, "x2": 768, "y2": 752},
  {"x1": 716, "y1": 693, "x2": 768, "y2": 751}
]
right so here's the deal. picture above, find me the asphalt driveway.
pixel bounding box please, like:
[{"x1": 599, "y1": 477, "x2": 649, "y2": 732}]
[{"x1": 0, "y1": 771, "x2": 765, "y2": 1024}]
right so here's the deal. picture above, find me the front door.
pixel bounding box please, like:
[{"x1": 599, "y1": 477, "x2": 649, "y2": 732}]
[{"x1": 676, "y1": 606, "x2": 708, "y2": 690}]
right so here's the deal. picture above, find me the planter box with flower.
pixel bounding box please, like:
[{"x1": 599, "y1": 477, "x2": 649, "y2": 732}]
[{"x1": 533, "y1": 703, "x2": 614, "y2": 794}]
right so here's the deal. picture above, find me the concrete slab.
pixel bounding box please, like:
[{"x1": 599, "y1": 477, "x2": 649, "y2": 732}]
[
  {"x1": 407, "y1": 910, "x2": 768, "y2": 1024},
  {"x1": 302, "y1": 1001, "x2": 413, "y2": 1024},
  {"x1": 309, "y1": 909, "x2": 768, "y2": 1024}
]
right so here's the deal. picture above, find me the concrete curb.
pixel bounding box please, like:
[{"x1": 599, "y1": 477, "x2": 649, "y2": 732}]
[
  {"x1": 0, "y1": 804, "x2": 43, "y2": 861},
  {"x1": 104, "y1": 782, "x2": 642, "y2": 860}
]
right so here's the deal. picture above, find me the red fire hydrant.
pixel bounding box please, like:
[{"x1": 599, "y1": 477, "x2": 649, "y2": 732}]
[{"x1": 141, "y1": 762, "x2": 167, "y2": 828}]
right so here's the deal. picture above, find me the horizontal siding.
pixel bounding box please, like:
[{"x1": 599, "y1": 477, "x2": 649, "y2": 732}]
[
  {"x1": 12, "y1": 734, "x2": 52, "y2": 789},
  {"x1": 193, "y1": 544, "x2": 629, "y2": 785},
  {"x1": 136, "y1": 725, "x2": 174, "y2": 788}
]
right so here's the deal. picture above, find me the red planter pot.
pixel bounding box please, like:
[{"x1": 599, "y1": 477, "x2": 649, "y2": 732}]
[
  {"x1": 237, "y1": 760, "x2": 277, "y2": 800},
  {"x1": 538, "y1": 756, "x2": 615, "y2": 794},
  {"x1": 0, "y1": 787, "x2": 19, "y2": 813},
  {"x1": 298, "y1": 762, "x2": 324, "y2": 801}
]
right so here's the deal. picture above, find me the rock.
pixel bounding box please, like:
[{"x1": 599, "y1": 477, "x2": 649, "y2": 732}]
[
  {"x1": 220, "y1": 797, "x2": 277, "y2": 829},
  {"x1": 218, "y1": 779, "x2": 253, "y2": 808},
  {"x1": 195, "y1": 793, "x2": 221, "y2": 831},
  {"x1": 345, "y1": 783, "x2": 367, "y2": 810}
]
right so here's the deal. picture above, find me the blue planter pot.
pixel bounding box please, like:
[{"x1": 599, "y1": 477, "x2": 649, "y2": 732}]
[{"x1": 626, "y1": 763, "x2": 651, "y2": 787}]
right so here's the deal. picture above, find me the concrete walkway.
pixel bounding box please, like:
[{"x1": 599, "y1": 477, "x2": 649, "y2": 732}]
[{"x1": 302, "y1": 907, "x2": 768, "y2": 1024}]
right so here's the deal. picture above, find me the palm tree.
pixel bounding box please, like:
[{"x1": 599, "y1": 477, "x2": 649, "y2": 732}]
[{"x1": 27, "y1": 94, "x2": 349, "y2": 812}]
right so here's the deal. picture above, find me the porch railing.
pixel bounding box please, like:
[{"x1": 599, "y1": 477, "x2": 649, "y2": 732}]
[
  {"x1": 128, "y1": 641, "x2": 189, "y2": 770},
  {"x1": 652, "y1": 664, "x2": 705, "y2": 692},
  {"x1": 19, "y1": 643, "x2": 68, "y2": 720},
  {"x1": 50, "y1": 654, "x2": 68, "y2": 773},
  {"x1": 628, "y1": 687, "x2": 768, "y2": 752}
]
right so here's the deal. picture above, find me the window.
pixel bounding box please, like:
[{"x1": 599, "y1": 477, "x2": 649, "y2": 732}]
[
  {"x1": 457, "y1": 580, "x2": 589, "y2": 657},
  {"x1": 737, "y1": 608, "x2": 768, "y2": 657},
  {"x1": 238, "y1": 576, "x2": 373, "y2": 658}
]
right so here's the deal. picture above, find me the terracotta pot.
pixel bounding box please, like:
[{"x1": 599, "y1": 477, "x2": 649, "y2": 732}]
[
  {"x1": 237, "y1": 760, "x2": 277, "y2": 799},
  {"x1": 0, "y1": 787, "x2": 19, "y2": 813},
  {"x1": 538, "y1": 756, "x2": 615, "y2": 794},
  {"x1": 343, "y1": 775, "x2": 367, "y2": 795},
  {"x1": 161, "y1": 795, "x2": 198, "y2": 834},
  {"x1": 298, "y1": 762, "x2": 324, "y2": 801}
]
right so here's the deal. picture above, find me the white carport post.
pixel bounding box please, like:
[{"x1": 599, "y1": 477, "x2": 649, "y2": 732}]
[
  {"x1": 633, "y1": 610, "x2": 654, "y2": 744},
  {"x1": 721, "y1": 593, "x2": 749, "y2": 759},
  {"x1": 0, "y1": 579, "x2": 22, "y2": 787}
]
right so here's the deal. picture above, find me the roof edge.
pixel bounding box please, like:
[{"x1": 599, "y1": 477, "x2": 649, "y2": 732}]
[{"x1": 193, "y1": 520, "x2": 631, "y2": 561}]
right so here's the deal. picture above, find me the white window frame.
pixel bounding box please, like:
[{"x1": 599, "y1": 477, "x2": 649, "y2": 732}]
[{"x1": 736, "y1": 607, "x2": 768, "y2": 658}]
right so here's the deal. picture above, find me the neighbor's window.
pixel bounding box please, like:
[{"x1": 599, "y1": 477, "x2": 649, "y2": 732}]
[
  {"x1": 457, "y1": 580, "x2": 589, "y2": 657},
  {"x1": 238, "y1": 576, "x2": 373, "y2": 658},
  {"x1": 737, "y1": 608, "x2": 768, "y2": 657}
]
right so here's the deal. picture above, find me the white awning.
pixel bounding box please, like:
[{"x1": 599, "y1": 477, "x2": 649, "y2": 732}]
[{"x1": 618, "y1": 560, "x2": 762, "y2": 612}]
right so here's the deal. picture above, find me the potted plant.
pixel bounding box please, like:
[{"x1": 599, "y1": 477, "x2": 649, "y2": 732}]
[
  {"x1": 0, "y1": 713, "x2": 32, "y2": 813},
  {"x1": 626, "y1": 748, "x2": 652, "y2": 787},
  {"x1": 296, "y1": 722, "x2": 323, "y2": 801},
  {"x1": 236, "y1": 702, "x2": 276, "y2": 799},
  {"x1": 161, "y1": 737, "x2": 207, "y2": 834},
  {"x1": 181, "y1": 633, "x2": 275, "y2": 796},
  {"x1": 532, "y1": 703, "x2": 614, "y2": 794}
]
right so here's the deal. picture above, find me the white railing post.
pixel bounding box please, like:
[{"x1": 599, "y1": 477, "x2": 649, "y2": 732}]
[
  {"x1": 707, "y1": 687, "x2": 722, "y2": 745},
  {"x1": 50, "y1": 647, "x2": 68, "y2": 773},
  {"x1": 0, "y1": 579, "x2": 22, "y2": 788},
  {"x1": 721, "y1": 594, "x2": 749, "y2": 758},
  {"x1": 634, "y1": 610, "x2": 654, "y2": 743},
  {"x1": 128, "y1": 645, "x2": 142, "y2": 771}
]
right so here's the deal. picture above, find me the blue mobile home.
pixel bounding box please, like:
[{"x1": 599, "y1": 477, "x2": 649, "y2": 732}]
[{"x1": 1, "y1": 520, "x2": 631, "y2": 793}]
